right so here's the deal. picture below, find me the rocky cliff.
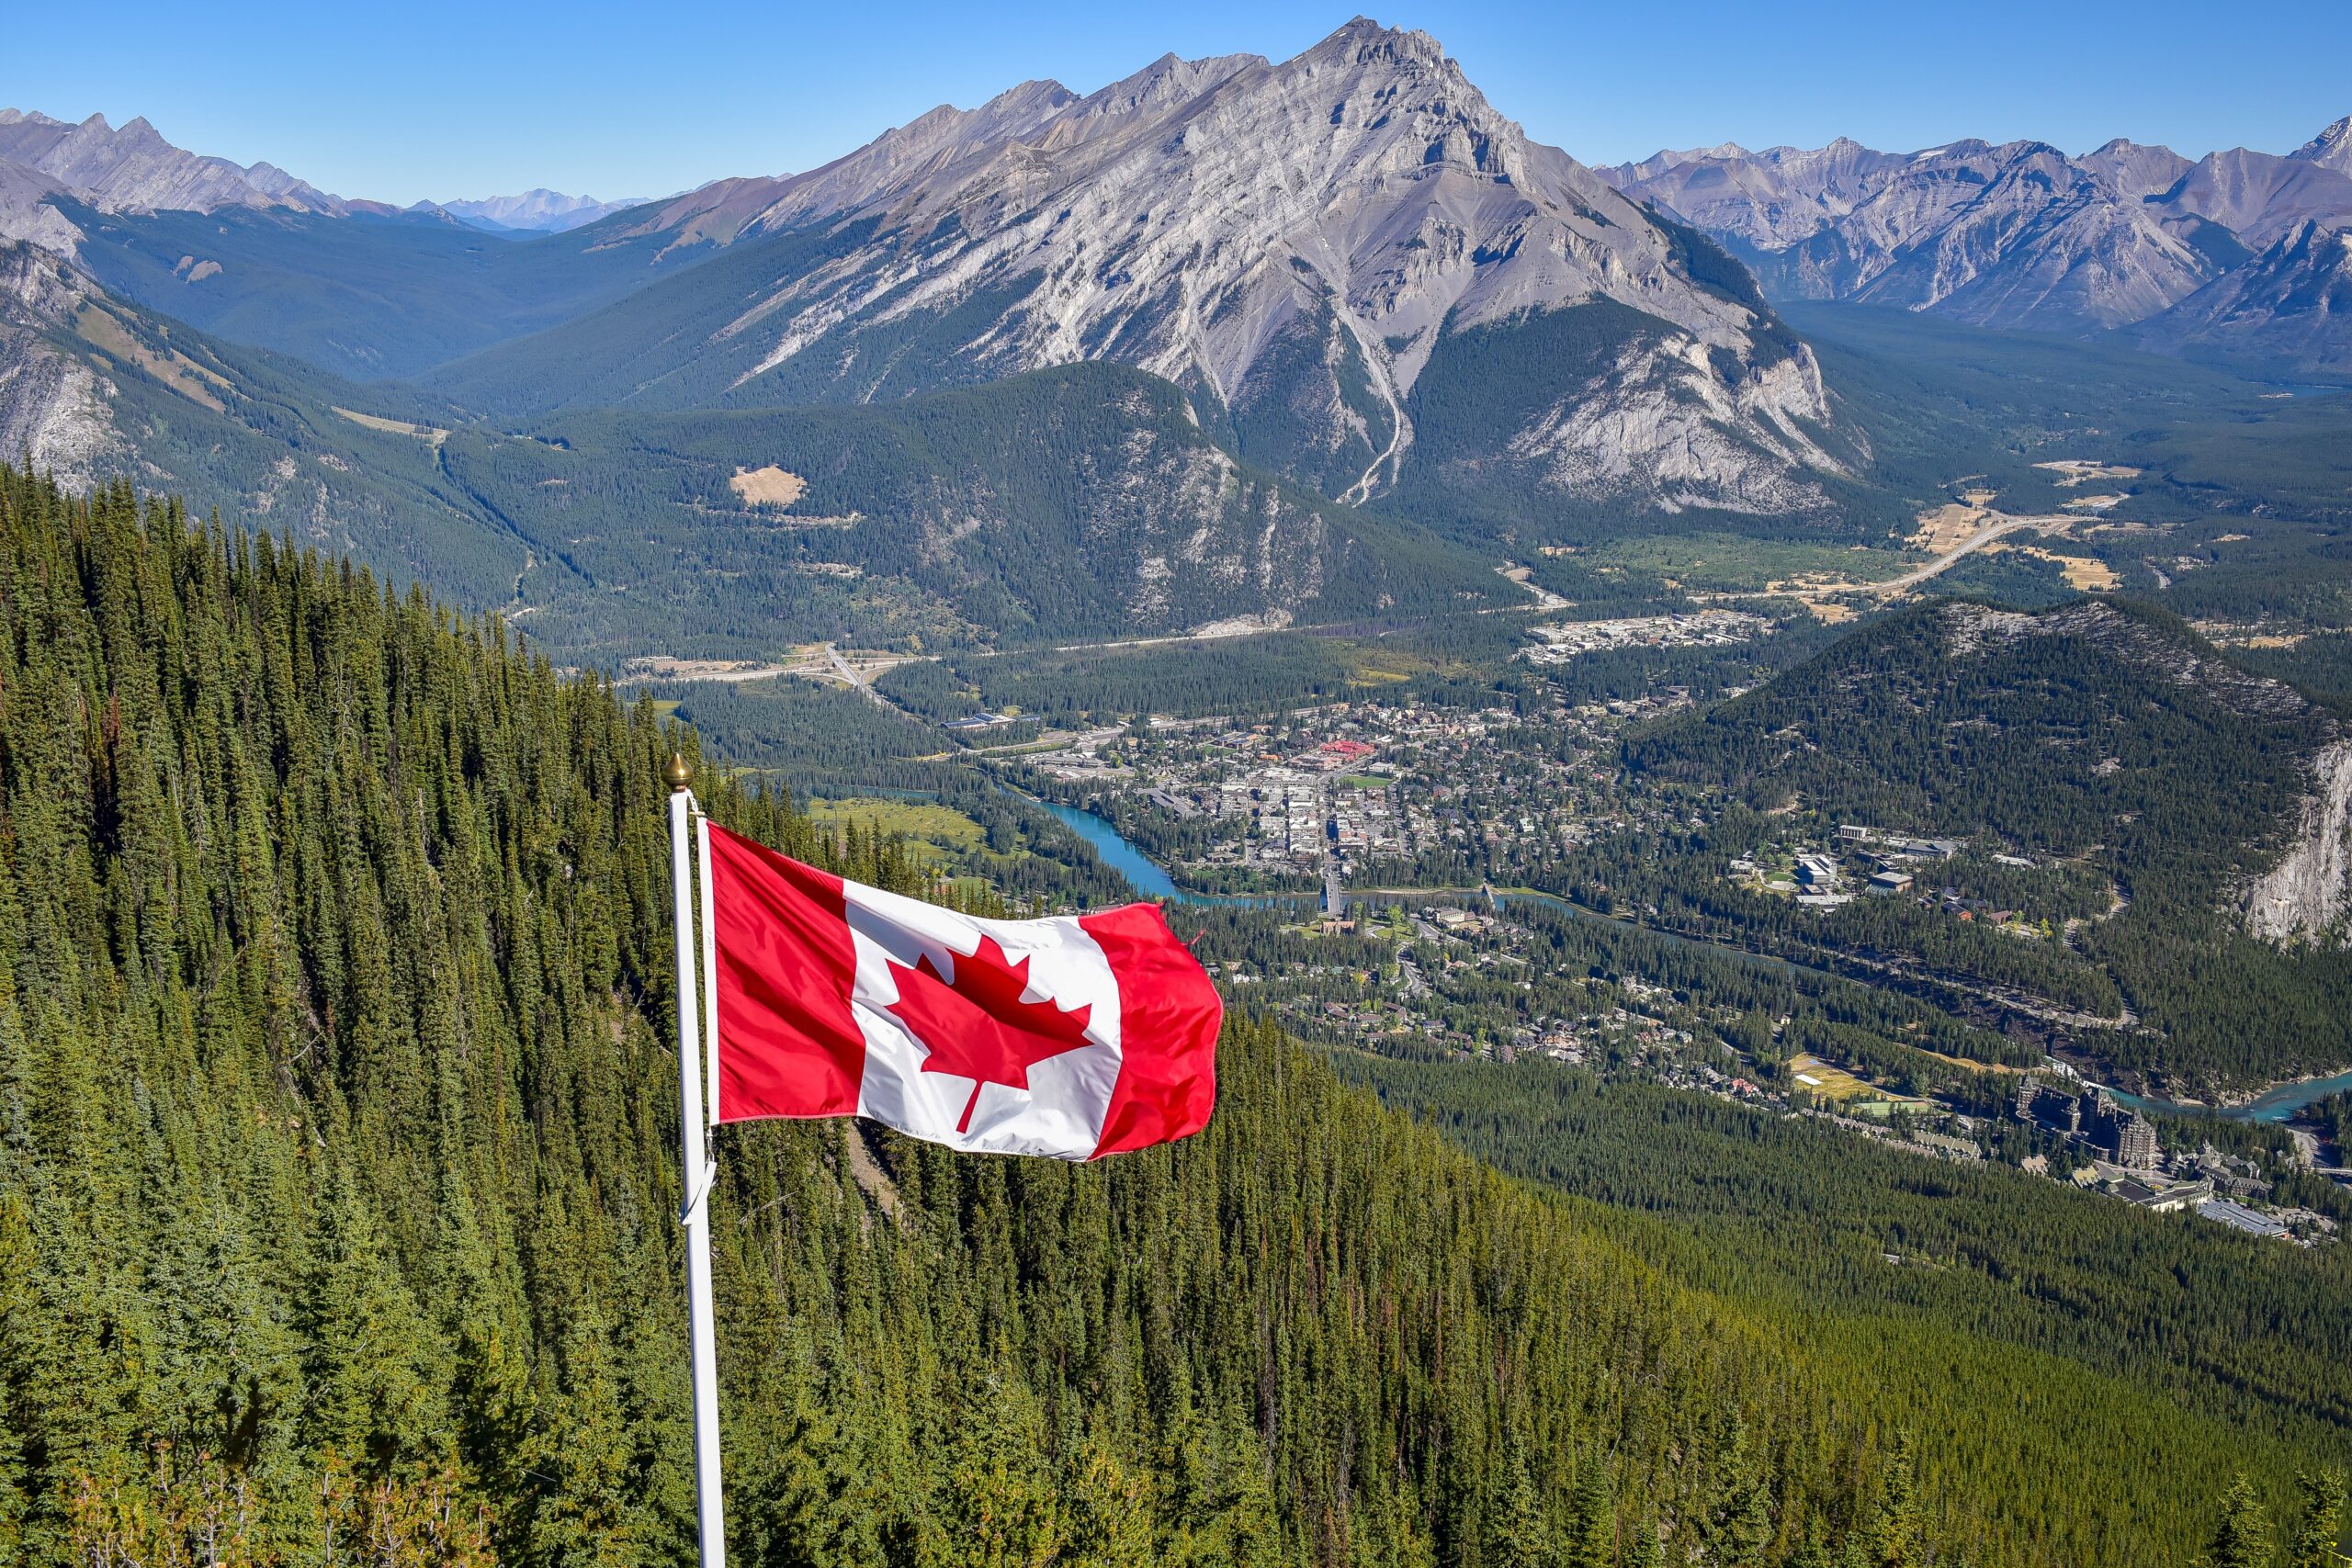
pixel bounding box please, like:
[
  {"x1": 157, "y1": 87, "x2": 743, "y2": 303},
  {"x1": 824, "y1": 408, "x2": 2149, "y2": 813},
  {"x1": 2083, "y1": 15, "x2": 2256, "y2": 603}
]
[
  {"x1": 0, "y1": 243, "x2": 119, "y2": 486},
  {"x1": 2247, "y1": 737, "x2": 2352, "y2": 944},
  {"x1": 2293, "y1": 116, "x2": 2352, "y2": 176}
]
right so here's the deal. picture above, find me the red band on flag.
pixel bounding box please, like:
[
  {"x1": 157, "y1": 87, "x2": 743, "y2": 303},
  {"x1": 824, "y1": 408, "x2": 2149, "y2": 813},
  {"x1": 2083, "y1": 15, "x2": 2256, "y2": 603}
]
[
  {"x1": 706, "y1": 827, "x2": 864, "y2": 1122},
  {"x1": 1080, "y1": 903, "x2": 1221, "y2": 1157}
]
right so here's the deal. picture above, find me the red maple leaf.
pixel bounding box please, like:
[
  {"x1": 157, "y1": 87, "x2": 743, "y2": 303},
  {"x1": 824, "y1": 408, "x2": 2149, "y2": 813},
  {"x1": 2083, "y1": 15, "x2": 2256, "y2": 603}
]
[{"x1": 885, "y1": 934, "x2": 1095, "y2": 1133}]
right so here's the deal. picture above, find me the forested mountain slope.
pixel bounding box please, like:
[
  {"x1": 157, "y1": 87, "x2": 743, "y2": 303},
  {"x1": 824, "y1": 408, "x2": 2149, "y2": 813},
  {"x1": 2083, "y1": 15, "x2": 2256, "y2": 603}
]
[
  {"x1": 1622, "y1": 597, "x2": 2352, "y2": 1089},
  {"x1": 0, "y1": 246, "x2": 1502, "y2": 659},
  {"x1": 469, "y1": 363, "x2": 1507, "y2": 655},
  {"x1": 0, "y1": 466, "x2": 2326, "y2": 1566},
  {"x1": 0, "y1": 240, "x2": 526, "y2": 600},
  {"x1": 0, "y1": 466, "x2": 1882, "y2": 1565},
  {"x1": 1347, "y1": 1059, "x2": 2352, "y2": 1555}
]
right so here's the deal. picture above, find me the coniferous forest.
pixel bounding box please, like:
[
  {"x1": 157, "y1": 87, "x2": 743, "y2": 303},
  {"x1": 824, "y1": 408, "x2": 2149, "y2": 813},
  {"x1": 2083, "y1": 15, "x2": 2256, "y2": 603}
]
[{"x1": 1, "y1": 464, "x2": 2346, "y2": 1568}]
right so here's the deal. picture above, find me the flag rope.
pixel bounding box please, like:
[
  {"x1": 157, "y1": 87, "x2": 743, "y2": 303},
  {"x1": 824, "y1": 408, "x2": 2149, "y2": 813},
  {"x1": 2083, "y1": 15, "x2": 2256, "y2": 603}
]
[{"x1": 695, "y1": 808, "x2": 724, "y2": 1130}]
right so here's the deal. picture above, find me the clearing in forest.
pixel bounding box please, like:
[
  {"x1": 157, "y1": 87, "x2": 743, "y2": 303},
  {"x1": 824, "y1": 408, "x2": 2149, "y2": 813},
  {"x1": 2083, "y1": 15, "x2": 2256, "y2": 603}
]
[
  {"x1": 1786, "y1": 1053, "x2": 1875, "y2": 1102},
  {"x1": 1909, "y1": 503, "x2": 1991, "y2": 554},
  {"x1": 731, "y1": 465, "x2": 808, "y2": 508},
  {"x1": 1991, "y1": 544, "x2": 2119, "y2": 592},
  {"x1": 806, "y1": 797, "x2": 986, "y2": 860},
  {"x1": 332, "y1": 406, "x2": 448, "y2": 446}
]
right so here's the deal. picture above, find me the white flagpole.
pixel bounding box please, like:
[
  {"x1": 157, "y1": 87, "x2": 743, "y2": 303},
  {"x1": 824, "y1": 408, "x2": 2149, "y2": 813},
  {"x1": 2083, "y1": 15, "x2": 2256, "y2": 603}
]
[{"x1": 663, "y1": 754, "x2": 727, "y2": 1568}]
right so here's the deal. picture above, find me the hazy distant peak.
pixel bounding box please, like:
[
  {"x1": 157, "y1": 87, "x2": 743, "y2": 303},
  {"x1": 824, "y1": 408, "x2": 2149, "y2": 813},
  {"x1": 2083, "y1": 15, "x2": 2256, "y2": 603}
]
[{"x1": 433, "y1": 188, "x2": 649, "y2": 233}]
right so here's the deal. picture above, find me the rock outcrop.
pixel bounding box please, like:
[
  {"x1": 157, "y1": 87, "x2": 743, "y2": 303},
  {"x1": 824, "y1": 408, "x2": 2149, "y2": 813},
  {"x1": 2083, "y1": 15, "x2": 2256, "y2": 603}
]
[
  {"x1": 2247, "y1": 739, "x2": 2352, "y2": 943},
  {"x1": 2291, "y1": 115, "x2": 2352, "y2": 176},
  {"x1": 0, "y1": 243, "x2": 119, "y2": 487}
]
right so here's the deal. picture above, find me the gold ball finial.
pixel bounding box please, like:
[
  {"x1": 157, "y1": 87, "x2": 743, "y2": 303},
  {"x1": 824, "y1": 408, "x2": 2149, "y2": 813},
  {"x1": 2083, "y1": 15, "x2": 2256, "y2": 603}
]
[{"x1": 663, "y1": 753, "x2": 694, "y2": 791}]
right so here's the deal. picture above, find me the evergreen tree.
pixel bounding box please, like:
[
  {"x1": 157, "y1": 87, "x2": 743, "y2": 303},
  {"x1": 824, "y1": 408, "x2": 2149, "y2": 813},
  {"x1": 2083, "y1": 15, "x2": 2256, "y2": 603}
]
[
  {"x1": 2211, "y1": 1473, "x2": 2274, "y2": 1568},
  {"x1": 2290, "y1": 1470, "x2": 2345, "y2": 1568},
  {"x1": 527, "y1": 1307, "x2": 643, "y2": 1568},
  {"x1": 1862, "y1": 1438, "x2": 1921, "y2": 1568},
  {"x1": 1564, "y1": 1461, "x2": 1614, "y2": 1568},
  {"x1": 1491, "y1": 1445, "x2": 1556, "y2": 1568},
  {"x1": 1707, "y1": 1417, "x2": 1774, "y2": 1568}
]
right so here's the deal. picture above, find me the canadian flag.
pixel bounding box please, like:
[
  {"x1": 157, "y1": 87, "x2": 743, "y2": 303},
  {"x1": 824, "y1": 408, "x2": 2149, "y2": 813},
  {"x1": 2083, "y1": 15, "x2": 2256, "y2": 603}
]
[{"x1": 704, "y1": 823, "x2": 1222, "y2": 1159}]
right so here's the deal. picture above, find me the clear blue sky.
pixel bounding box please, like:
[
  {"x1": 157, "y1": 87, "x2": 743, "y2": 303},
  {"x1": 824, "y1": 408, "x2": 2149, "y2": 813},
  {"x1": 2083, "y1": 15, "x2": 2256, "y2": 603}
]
[{"x1": 10, "y1": 1, "x2": 2349, "y2": 206}]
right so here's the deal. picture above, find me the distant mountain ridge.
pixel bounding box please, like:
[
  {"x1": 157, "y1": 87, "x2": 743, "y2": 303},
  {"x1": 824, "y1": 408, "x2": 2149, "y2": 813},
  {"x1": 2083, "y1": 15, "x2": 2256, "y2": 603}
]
[
  {"x1": 1600, "y1": 118, "x2": 2352, "y2": 374},
  {"x1": 0, "y1": 108, "x2": 358, "y2": 234},
  {"x1": 0, "y1": 110, "x2": 651, "y2": 253},
  {"x1": 2141, "y1": 220, "x2": 2352, "y2": 373}
]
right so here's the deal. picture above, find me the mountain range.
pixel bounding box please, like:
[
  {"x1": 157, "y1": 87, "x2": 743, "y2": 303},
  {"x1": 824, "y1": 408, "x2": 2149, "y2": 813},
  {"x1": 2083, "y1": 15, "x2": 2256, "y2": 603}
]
[
  {"x1": 0, "y1": 17, "x2": 1883, "y2": 665},
  {"x1": 1600, "y1": 117, "x2": 2352, "y2": 374},
  {"x1": 1, "y1": 23, "x2": 2346, "y2": 663}
]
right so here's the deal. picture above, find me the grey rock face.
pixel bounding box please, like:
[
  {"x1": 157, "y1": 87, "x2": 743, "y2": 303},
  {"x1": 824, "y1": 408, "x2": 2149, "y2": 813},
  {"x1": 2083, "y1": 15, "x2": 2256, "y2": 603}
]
[
  {"x1": 2078, "y1": 138, "x2": 2194, "y2": 200},
  {"x1": 2291, "y1": 116, "x2": 2352, "y2": 175},
  {"x1": 0, "y1": 243, "x2": 119, "y2": 486},
  {"x1": 1610, "y1": 139, "x2": 2221, "y2": 330},
  {"x1": 2155, "y1": 147, "x2": 2352, "y2": 248},
  {"x1": 620, "y1": 18, "x2": 1838, "y2": 513},
  {"x1": 0, "y1": 109, "x2": 344, "y2": 218},
  {"x1": 2246, "y1": 737, "x2": 2352, "y2": 945},
  {"x1": 1602, "y1": 137, "x2": 1904, "y2": 254},
  {"x1": 0, "y1": 161, "x2": 82, "y2": 254}
]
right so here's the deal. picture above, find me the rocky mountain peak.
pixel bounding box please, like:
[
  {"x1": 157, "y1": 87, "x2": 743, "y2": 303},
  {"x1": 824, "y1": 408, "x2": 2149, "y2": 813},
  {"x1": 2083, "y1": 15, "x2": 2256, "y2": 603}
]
[
  {"x1": 1311, "y1": 16, "x2": 1448, "y2": 63},
  {"x1": 2293, "y1": 114, "x2": 2352, "y2": 174},
  {"x1": 544, "y1": 21, "x2": 1843, "y2": 516},
  {"x1": 1079, "y1": 51, "x2": 1262, "y2": 120},
  {"x1": 2133, "y1": 212, "x2": 2351, "y2": 376},
  {"x1": 2079, "y1": 137, "x2": 2191, "y2": 198}
]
